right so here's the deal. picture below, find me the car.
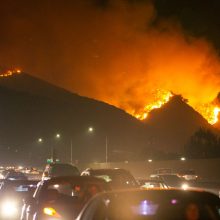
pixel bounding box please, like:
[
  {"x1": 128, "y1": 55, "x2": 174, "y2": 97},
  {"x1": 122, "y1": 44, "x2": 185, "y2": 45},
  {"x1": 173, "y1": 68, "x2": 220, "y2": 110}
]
[
  {"x1": 42, "y1": 163, "x2": 80, "y2": 180},
  {"x1": 4, "y1": 170, "x2": 28, "y2": 180},
  {"x1": 21, "y1": 176, "x2": 110, "y2": 220},
  {"x1": 138, "y1": 179, "x2": 169, "y2": 189},
  {"x1": 81, "y1": 168, "x2": 139, "y2": 190},
  {"x1": 76, "y1": 189, "x2": 220, "y2": 220},
  {"x1": 152, "y1": 168, "x2": 175, "y2": 175},
  {"x1": 178, "y1": 169, "x2": 198, "y2": 181},
  {"x1": 0, "y1": 179, "x2": 38, "y2": 219},
  {"x1": 150, "y1": 174, "x2": 189, "y2": 189}
]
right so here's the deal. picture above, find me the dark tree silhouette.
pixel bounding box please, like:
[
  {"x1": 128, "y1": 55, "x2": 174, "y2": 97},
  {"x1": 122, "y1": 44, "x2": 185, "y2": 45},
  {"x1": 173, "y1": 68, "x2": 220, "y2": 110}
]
[{"x1": 185, "y1": 128, "x2": 220, "y2": 159}]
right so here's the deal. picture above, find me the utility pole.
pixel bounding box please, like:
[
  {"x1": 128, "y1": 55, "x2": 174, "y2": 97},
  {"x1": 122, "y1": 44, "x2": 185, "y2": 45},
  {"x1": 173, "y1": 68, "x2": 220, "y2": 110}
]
[
  {"x1": 105, "y1": 136, "x2": 108, "y2": 164},
  {"x1": 70, "y1": 139, "x2": 73, "y2": 164}
]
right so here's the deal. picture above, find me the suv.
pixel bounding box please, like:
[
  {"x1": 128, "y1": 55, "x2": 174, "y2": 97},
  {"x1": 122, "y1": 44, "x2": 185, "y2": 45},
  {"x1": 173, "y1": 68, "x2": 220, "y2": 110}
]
[
  {"x1": 42, "y1": 163, "x2": 80, "y2": 180},
  {"x1": 21, "y1": 176, "x2": 109, "y2": 220},
  {"x1": 150, "y1": 174, "x2": 188, "y2": 189},
  {"x1": 81, "y1": 168, "x2": 139, "y2": 189},
  {"x1": 178, "y1": 169, "x2": 198, "y2": 181}
]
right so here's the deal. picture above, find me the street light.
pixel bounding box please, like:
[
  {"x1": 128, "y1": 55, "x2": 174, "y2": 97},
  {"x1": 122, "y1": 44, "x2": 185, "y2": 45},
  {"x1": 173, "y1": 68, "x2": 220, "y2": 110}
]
[
  {"x1": 180, "y1": 157, "x2": 186, "y2": 161},
  {"x1": 56, "y1": 133, "x2": 61, "y2": 139},
  {"x1": 88, "y1": 127, "x2": 94, "y2": 133},
  {"x1": 38, "y1": 138, "x2": 43, "y2": 143}
]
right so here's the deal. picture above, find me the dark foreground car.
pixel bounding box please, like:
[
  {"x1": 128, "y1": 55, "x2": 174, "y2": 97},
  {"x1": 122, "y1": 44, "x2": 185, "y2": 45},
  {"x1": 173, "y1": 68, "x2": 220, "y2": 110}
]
[
  {"x1": 76, "y1": 189, "x2": 220, "y2": 220},
  {"x1": 0, "y1": 180, "x2": 38, "y2": 219},
  {"x1": 81, "y1": 168, "x2": 139, "y2": 189},
  {"x1": 21, "y1": 176, "x2": 110, "y2": 220}
]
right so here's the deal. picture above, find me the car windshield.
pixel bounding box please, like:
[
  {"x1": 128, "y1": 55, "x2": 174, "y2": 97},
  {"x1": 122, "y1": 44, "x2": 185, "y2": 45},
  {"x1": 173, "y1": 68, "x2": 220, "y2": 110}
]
[
  {"x1": 46, "y1": 180, "x2": 106, "y2": 201},
  {"x1": 0, "y1": 181, "x2": 37, "y2": 197},
  {"x1": 50, "y1": 165, "x2": 80, "y2": 176},
  {"x1": 91, "y1": 170, "x2": 137, "y2": 188},
  {"x1": 159, "y1": 175, "x2": 182, "y2": 186},
  {"x1": 142, "y1": 182, "x2": 165, "y2": 189},
  {"x1": 5, "y1": 171, "x2": 27, "y2": 180}
]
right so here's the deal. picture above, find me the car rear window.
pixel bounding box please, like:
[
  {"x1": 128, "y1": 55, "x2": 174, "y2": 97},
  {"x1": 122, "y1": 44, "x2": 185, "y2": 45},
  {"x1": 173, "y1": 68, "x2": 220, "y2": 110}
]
[
  {"x1": 1, "y1": 181, "x2": 37, "y2": 196},
  {"x1": 50, "y1": 164, "x2": 80, "y2": 177},
  {"x1": 91, "y1": 192, "x2": 220, "y2": 220},
  {"x1": 92, "y1": 170, "x2": 137, "y2": 188}
]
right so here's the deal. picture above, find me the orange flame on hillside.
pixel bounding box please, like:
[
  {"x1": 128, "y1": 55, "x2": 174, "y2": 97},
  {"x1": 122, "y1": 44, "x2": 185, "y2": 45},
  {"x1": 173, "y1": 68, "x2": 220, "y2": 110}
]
[
  {"x1": 132, "y1": 89, "x2": 173, "y2": 120},
  {"x1": 130, "y1": 89, "x2": 220, "y2": 125},
  {"x1": 0, "y1": 68, "x2": 21, "y2": 78},
  {"x1": 195, "y1": 104, "x2": 220, "y2": 125}
]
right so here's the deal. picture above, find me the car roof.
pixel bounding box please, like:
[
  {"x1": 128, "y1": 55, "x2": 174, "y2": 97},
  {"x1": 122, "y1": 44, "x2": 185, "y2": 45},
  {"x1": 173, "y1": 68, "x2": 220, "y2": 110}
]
[
  {"x1": 152, "y1": 174, "x2": 179, "y2": 177},
  {"x1": 139, "y1": 179, "x2": 166, "y2": 183},
  {"x1": 46, "y1": 163, "x2": 78, "y2": 167},
  {"x1": 89, "y1": 188, "x2": 220, "y2": 203},
  {"x1": 41, "y1": 175, "x2": 108, "y2": 185},
  {"x1": 6, "y1": 170, "x2": 25, "y2": 174},
  {"x1": 83, "y1": 168, "x2": 129, "y2": 173}
]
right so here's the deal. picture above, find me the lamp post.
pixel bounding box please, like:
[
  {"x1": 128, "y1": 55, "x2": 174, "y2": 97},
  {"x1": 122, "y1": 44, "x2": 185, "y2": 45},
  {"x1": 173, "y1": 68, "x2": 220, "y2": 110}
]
[
  {"x1": 69, "y1": 127, "x2": 94, "y2": 165},
  {"x1": 87, "y1": 127, "x2": 108, "y2": 164},
  {"x1": 37, "y1": 133, "x2": 61, "y2": 163},
  {"x1": 70, "y1": 139, "x2": 73, "y2": 165},
  {"x1": 105, "y1": 136, "x2": 108, "y2": 164}
]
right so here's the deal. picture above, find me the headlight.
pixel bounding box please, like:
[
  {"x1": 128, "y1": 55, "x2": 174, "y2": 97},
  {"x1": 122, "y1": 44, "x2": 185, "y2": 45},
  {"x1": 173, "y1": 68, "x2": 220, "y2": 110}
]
[
  {"x1": 43, "y1": 207, "x2": 61, "y2": 218},
  {"x1": 181, "y1": 183, "x2": 189, "y2": 190},
  {"x1": 1, "y1": 200, "x2": 18, "y2": 217}
]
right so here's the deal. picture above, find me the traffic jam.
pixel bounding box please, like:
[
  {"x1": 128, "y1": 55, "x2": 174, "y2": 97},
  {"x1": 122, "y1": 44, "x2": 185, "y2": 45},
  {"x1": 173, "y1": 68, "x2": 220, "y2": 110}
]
[{"x1": 0, "y1": 164, "x2": 219, "y2": 220}]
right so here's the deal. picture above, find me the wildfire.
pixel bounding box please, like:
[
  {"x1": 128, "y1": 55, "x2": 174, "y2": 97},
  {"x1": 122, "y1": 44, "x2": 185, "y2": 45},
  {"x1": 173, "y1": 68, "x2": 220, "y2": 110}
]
[
  {"x1": 133, "y1": 89, "x2": 173, "y2": 120},
  {"x1": 129, "y1": 89, "x2": 220, "y2": 125},
  {"x1": 195, "y1": 104, "x2": 220, "y2": 125},
  {"x1": 0, "y1": 68, "x2": 21, "y2": 78}
]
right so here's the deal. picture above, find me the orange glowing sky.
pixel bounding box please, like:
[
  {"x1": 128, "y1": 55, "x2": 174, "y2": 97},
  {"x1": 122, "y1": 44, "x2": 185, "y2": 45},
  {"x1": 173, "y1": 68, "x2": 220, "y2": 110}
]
[{"x1": 0, "y1": 1, "x2": 220, "y2": 125}]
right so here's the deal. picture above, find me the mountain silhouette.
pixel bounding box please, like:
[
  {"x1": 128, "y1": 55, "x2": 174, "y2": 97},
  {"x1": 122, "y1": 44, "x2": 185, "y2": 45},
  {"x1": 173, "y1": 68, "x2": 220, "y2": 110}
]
[{"x1": 0, "y1": 73, "x2": 216, "y2": 165}]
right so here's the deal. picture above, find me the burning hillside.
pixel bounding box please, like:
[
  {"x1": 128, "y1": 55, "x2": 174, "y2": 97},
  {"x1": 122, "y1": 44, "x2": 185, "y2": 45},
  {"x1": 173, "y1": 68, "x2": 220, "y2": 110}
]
[
  {"x1": 127, "y1": 89, "x2": 220, "y2": 125},
  {"x1": 1, "y1": 1, "x2": 220, "y2": 127},
  {"x1": 0, "y1": 68, "x2": 21, "y2": 77},
  {"x1": 130, "y1": 89, "x2": 173, "y2": 120}
]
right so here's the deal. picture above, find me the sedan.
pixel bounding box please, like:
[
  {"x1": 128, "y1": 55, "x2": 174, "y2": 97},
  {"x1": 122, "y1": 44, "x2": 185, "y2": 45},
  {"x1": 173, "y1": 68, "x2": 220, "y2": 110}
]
[
  {"x1": 76, "y1": 189, "x2": 220, "y2": 220},
  {"x1": 21, "y1": 176, "x2": 110, "y2": 220}
]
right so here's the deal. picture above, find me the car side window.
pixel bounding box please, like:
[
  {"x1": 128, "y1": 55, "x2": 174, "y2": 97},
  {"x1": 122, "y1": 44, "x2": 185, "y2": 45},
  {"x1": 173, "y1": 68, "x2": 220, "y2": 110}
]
[{"x1": 48, "y1": 183, "x2": 73, "y2": 196}]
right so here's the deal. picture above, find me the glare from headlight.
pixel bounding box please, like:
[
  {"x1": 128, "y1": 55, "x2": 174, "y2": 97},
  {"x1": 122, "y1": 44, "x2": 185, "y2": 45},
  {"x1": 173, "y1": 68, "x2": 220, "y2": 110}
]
[
  {"x1": 181, "y1": 183, "x2": 189, "y2": 190},
  {"x1": 1, "y1": 200, "x2": 18, "y2": 217}
]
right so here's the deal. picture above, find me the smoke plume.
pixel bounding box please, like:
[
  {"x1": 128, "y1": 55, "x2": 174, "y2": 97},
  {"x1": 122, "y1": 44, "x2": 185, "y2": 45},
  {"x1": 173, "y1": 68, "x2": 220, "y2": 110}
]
[{"x1": 1, "y1": 0, "x2": 220, "y2": 121}]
